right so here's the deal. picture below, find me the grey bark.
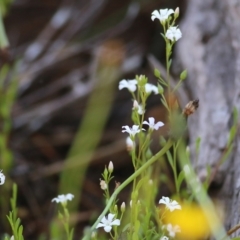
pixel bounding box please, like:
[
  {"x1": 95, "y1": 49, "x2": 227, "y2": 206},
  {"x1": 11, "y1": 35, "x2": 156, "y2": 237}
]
[{"x1": 176, "y1": 0, "x2": 240, "y2": 237}]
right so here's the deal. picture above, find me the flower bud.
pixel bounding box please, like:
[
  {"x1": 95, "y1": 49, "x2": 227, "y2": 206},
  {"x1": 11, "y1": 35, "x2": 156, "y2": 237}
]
[
  {"x1": 91, "y1": 231, "x2": 96, "y2": 239},
  {"x1": 180, "y1": 69, "x2": 187, "y2": 81},
  {"x1": 121, "y1": 202, "x2": 126, "y2": 212},
  {"x1": 133, "y1": 100, "x2": 138, "y2": 110},
  {"x1": 108, "y1": 161, "x2": 114, "y2": 173},
  {"x1": 174, "y1": 7, "x2": 179, "y2": 18},
  {"x1": 114, "y1": 204, "x2": 118, "y2": 212},
  {"x1": 154, "y1": 68, "x2": 161, "y2": 78},
  {"x1": 126, "y1": 137, "x2": 135, "y2": 151}
]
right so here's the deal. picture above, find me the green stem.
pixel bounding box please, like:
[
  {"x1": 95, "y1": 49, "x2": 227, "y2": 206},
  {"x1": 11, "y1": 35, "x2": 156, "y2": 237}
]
[{"x1": 82, "y1": 139, "x2": 173, "y2": 240}]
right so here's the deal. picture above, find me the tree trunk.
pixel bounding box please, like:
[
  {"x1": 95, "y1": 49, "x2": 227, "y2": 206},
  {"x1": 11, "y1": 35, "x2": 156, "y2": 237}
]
[{"x1": 176, "y1": 0, "x2": 240, "y2": 236}]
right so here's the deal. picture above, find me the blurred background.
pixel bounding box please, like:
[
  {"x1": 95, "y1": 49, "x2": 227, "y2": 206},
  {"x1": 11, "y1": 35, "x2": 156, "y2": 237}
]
[{"x1": 0, "y1": 0, "x2": 187, "y2": 239}]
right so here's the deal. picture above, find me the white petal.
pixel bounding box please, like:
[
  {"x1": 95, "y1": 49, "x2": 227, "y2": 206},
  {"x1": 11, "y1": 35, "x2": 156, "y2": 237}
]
[
  {"x1": 159, "y1": 196, "x2": 170, "y2": 204},
  {"x1": 151, "y1": 10, "x2": 161, "y2": 21},
  {"x1": 111, "y1": 219, "x2": 120, "y2": 226},
  {"x1": 100, "y1": 216, "x2": 108, "y2": 224},
  {"x1": 104, "y1": 225, "x2": 112, "y2": 232},
  {"x1": 154, "y1": 121, "x2": 164, "y2": 130},
  {"x1": 142, "y1": 121, "x2": 149, "y2": 125},
  {"x1": 96, "y1": 223, "x2": 105, "y2": 229},
  {"x1": 0, "y1": 172, "x2": 5, "y2": 185},
  {"x1": 107, "y1": 213, "x2": 115, "y2": 222},
  {"x1": 148, "y1": 117, "x2": 155, "y2": 125}
]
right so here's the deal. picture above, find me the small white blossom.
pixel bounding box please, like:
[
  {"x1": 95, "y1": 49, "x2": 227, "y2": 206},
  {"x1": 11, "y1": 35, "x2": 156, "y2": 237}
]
[
  {"x1": 100, "y1": 179, "x2": 108, "y2": 190},
  {"x1": 166, "y1": 26, "x2": 182, "y2": 41},
  {"x1": 0, "y1": 170, "x2": 5, "y2": 185},
  {"x1": 133, "y1": 100, "x2": 145, "y2": 115},
  {"x1": 163, "y1": 224, "x2": 181, "y2": 238},
  {"x1": 151, "y1": 9, "x2": 174, "y2": 22},
  {"x1": 52, "y1": 193, "x2": 74, "y2": 204},
  {"x1": 145, "y1": 83, "x2": 158, "y2": 94},
  {"x1": 143, "y1": 117, "x2": 164, "y2": 131},
  {"x1": 122, "y1": 125, "x2": 145, "y2": 137},
  {"x1": 159, "y1": 196, "x2": 181, "y2": 212},
  {"x1": 96, "y1": 213, "x2": 120, "y2": 232},
  {"x1": 126, "y1": 136, "x2": 135, "y2": 151},
  {"x1": 160, "y1": 236, "x2": 169, "y2": 240},
  {"x1": 118, "y1": 79, "x2": 137, "y2": 92}
]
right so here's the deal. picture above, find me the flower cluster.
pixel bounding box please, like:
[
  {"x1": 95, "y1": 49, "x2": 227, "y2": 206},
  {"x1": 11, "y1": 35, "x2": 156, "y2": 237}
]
[
  {"x1": 159, "y1": 196, "x2": 181, "y2": 212},
  {"x1": 162, "y1": 224, "x2": 181, "y2": 238},
  {"x1": 151, "y1": 8, "x2": 182, "y2": 42},
  {"x1": 159, "y1": 197, "x2": 181, "y2": 238},
  {"x1": 94, "y1": 6, "x2": 185, "y2": 240},
  {"x1": 118, "y1": 79, "x2": 158, "y2": 94},
  {"x1": 52, "y1": 193, "x2": 74, "y2": 205}
]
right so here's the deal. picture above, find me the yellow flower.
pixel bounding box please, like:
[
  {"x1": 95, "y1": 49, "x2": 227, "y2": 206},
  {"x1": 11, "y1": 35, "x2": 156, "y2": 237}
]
[{"x1": 164, "y1": 203, "x2": 221, "y2": 240}]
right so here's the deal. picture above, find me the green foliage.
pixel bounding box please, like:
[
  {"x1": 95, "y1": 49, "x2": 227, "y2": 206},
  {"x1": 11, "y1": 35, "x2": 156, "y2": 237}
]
[
  {"x1": 0, "y1": 5, "x2": 235, "y2": 240},
  {"x1": 0, "y1": 0, "x2": 14, "y2": 17},
  {"x1": 6, "y1": 184, "x2": 24, "y2": 240}
]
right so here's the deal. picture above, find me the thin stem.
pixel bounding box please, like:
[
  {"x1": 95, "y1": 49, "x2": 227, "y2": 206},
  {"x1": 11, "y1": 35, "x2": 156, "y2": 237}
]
[{"x1": 82, "y1": 139, "x2": 173, "y2": 240}]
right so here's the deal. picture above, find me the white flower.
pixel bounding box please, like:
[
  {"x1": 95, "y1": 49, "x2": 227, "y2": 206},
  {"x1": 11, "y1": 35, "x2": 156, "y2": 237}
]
[
  {"x1": 143, "y1": 117, "x2": 164, "y2": 131},
  {"x1": 126, "y1": 136, "x2": 135, "y2": 151},
  {"x1": 145, "y1": 83, "x2": 158, "y2": 94},
  {"x1": 164, "y1": 224, "x2": 181, "y2": 237},
  {"x1": 0, "y1": 170, "x2": 5, "y2": 185},
  {"x1": 151, "y1": 9, "x2": 174, "y2": 22},
  {"x1": 166, "y1": 26, "x2": 182, "y2": 41},
  {"x1": 122, "y1": 125, "x2": 145, "y2": 137},
  {"x1": 160, "y1": 236, "x2": 169, "y2": 240},
  {"x1": 96, "y1": 213, "x2": 120, "y2": 232},
  {"x1": 118, "y1": 79, "x2": 137, "y2": 92},
  {"x1": 133, "y1": 100, "x2": 145, "y2": 115},
  {"x1": 159, "y1": 196, "x2": 181, "y2": 212},
  {"x1": 52, "y1": 193, "x2": 74, "y2": 204}
]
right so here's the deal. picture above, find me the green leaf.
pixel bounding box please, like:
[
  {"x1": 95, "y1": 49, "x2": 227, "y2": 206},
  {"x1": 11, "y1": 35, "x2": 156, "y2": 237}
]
[
  {"x1": 195, "y1": 137, "x2": 201, "y2": 155},
  {"x1": 168, "y1": 59, "x2": 172, "y2": 68},
  {"x1": 18, "y1": 225, "x2": 23, "y2": 239},
  {"x1": 180, "y1": 69, "x2": 187, "y2": 80},
  {"x1": 160, "y1": 98, "x2": 168, "y2": 110},
  {"x1": 154, "y1": 68, "x2": 161, "y2": 78},
  {"x1": 122, "y1": 223, "x2": 131, "y2": 232},
  {"x1": 228, "y1": 125, "x2": 237, "y2": 147},
  {"x1": 177, "y1": 170, "x2": 185, "y2": 189}
]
